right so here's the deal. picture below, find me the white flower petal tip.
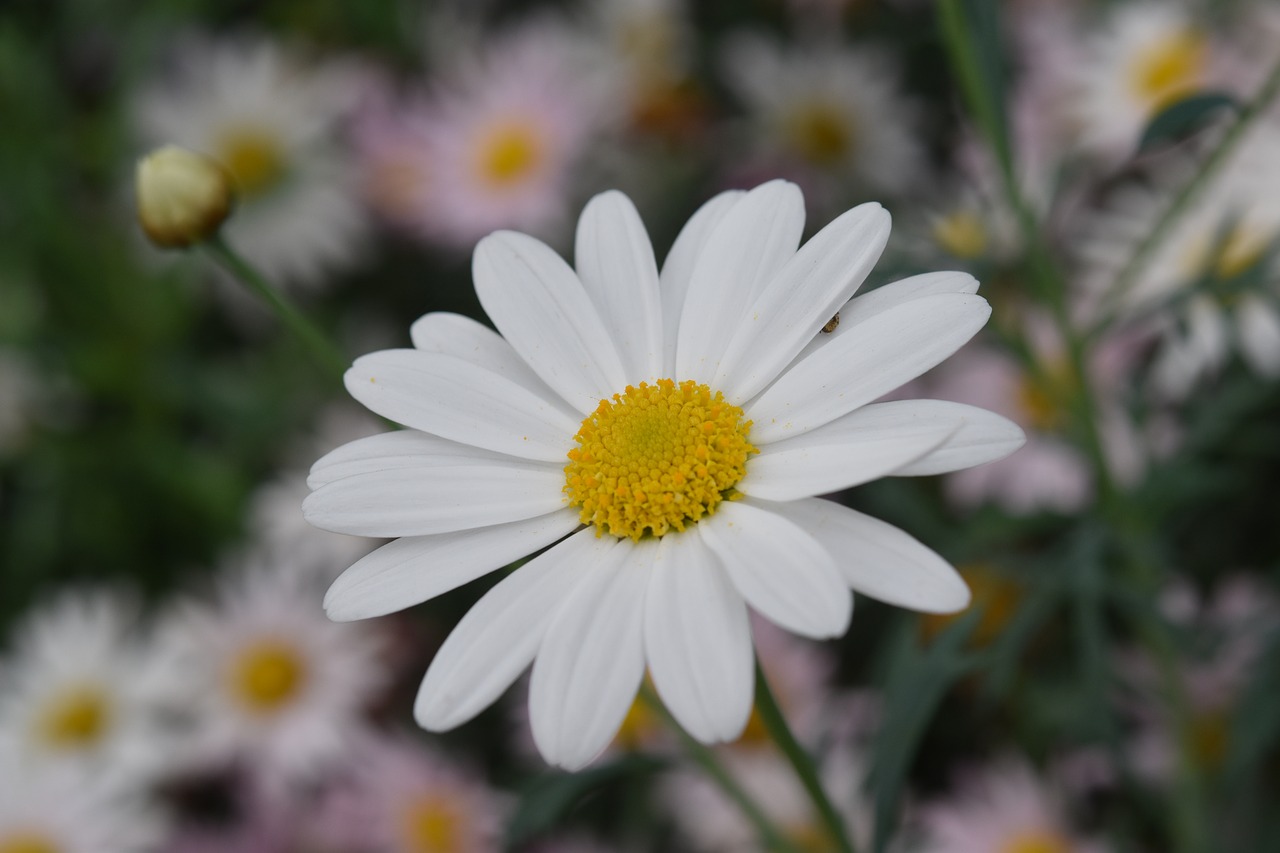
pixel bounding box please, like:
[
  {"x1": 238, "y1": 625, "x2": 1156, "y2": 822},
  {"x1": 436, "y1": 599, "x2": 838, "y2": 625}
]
[
  {"x1": 746, "y1": 292, "x2": 993, "y2": 444},
  {"x1": 776, "y1": 499, "x2": 971, "y2": 614},
  {"x1": 890, "y1": 402, "x2": 1027, "y2": 477},
  {"x1": 529, "y1": 541, "x2": 649, "y2": 770},
  {"x1": 644, "y1": 534, "x2": 754, "y2": 743}
]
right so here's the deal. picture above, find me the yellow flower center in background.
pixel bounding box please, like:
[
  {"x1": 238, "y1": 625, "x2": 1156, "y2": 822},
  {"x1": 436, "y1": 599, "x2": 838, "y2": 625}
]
[
  {"x1": 565, "y1": 379, "x2": 756, "y2": 541},
  {"x1": 1001, "y1": 830, "x2": 1072, "y2": 853},
  {"x1": 614, "y1": 692, "x2": 662, "y2": 750},
  {"x1": 216, "y1": 127, "x2": 287, "y2": 197},
  {"x1": 1016, "y1": 359, "x2": 1076, "y2": 434},
  {"x1": 401, "y1": 795, "x2": 462, "y2": 853},
  {"x1": 230, "y1": 639, "x2": 307, "y2": 714},
  {"x1": 0, "y1": 832, "x2": 61, "y2": 853},
  {"x1": 475, "y1": 123, "x2": 544, "y2": 188},
  {"x1": 922, "y1": 564, "x2": 1024, "y2": 648},
  {"x1": 1128, "y1": 30, "x2": 1206, "y2": 113},
  {"x1": 931, "y1": 211, "x2": 989, "y2": 259},
  {"x1": 1189, "y1": 707, "x2": 1230, "y2": 770},
  {"x1": 38, "y1": 685, "x2": 111, "y2": 750},
  {"x1": 786, "y1": 102, "x2": 855, "y2": 167}
]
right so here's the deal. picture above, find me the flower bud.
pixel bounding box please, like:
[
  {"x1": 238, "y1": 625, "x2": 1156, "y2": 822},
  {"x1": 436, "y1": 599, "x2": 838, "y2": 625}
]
[{"x1": 135, "y1": 146, "x2": 234, "y2": 248}]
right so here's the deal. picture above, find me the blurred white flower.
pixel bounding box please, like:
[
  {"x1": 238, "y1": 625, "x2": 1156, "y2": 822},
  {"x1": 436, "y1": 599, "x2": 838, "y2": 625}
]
[
  {"x1": 304, "y1": 181, "x2": 1023, "y2": 769},
  {"x1": 135, "y1": 35, "x2": 371, "y2": 289},
  {"x1": 355, "y1": 22, "x2": 618, "y2": 250},
  {"x1": 0, "y1": 589, "x2": 181, "y2": 789},
  {"x1": 0, "y1": 753, "x2": 162, "y2": 853},
  {"x1": 719, "y1": 36, "x2": 925, "y2": 207},
  {"x1": 161, "y1": 560, "x2": 387, "y2": 785},
  {"x1": 317, "y1": 731, "x2": 508, "y2": 853},
  {"x1": 1084, "y1": 111, "x2": 1280, "y2": 399},
  {"x1": 915, "y1": 757, "x2": 1104, "y2": 853},
  {"x1": 1068, "y1": 2, "x2": 1221, "y2": 159}
]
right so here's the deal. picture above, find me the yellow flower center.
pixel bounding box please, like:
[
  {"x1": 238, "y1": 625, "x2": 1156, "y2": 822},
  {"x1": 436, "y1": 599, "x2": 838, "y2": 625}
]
[
  {"x1": 787, "y1": 822, "x2": 832, "y2": 852},
  {"x1": 475, "y1": 123, "x2": 544, "y2": 188},
  {"x1": 565, "y1": 379, "x2": 756, "y2": 541},
  {"x1": 932, "y1": 211, "x2": 989, "y2": 259},
  {"x1": 614, "y1": 692, "x2": 662, "y2": 750},
  {"x1": 786, "y1": 102, "x2": 855, "y2": 167},
  {"x1": 38, "y1": 685, "x2": 111, "y2": 750},
  {"x1": 229, "y1": 639, "x2": 307, "y2": 714},
  {"x1": 1189, "y1": 707, "x2": 1229, "y2": 770},
  {"x1": 1184, "y1": 223, "x2": 1271, "y2": 283},
  {"x1": 1015, "y1": 359, "x2": 1076, "y2": 433},
  {"x1": 0, "y1": 833, "x2": 61, "y2": 853},
  {"x1": 1128, "y1": 30, "x2": 1206, "y2": 113},
  {"x1": 1001, "y1": 830, "x2": 1072, "y2": 853},
  {"x1": 216, "y1": 127, "x2": 287, "y2": 197},
  {"x1": 401, "y1": 795, "x2": 462, "y2": 853}
]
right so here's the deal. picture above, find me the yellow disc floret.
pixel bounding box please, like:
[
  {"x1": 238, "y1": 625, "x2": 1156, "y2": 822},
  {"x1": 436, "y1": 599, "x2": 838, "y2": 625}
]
[{"x1": 565, "y1": 379, "x2": 756, "y2": 541}]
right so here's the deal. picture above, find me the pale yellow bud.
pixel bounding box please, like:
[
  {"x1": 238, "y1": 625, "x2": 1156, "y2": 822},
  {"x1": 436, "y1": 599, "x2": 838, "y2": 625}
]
[{"x1": 135, "y1": 146, "x2": 234, "y2": 248}]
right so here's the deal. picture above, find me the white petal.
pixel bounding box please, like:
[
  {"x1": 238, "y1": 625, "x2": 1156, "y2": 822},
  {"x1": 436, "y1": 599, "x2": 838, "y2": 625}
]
[
  {"x1": 575, "y1": 191, "x2": 663, "y2": 384},
  {"x1": 885, "y1": 400, "x2": 1027, "y2": 476},
  {"x1": 768, "y1": 499, "x2": 970, "y2": 613},
  {"x1": 792, "y1": 271, "x2": 980, "y2": 366},
  {"x1": 302, "y1": 462, "x2": 565, "y2": 537},
  {"x1": 415, "y1": 529, "x2": 609, "y2": 731},
  {"x1": 529, "y1": 539, "x2": 650, "y2": 770},
  {"x1": 699, "y1": 500, "x2": 851, "y2": 639},
  {"x1": 737, "y1": 407, "x2": 958, "y2": 501},
  {"x1": 473, "y1": 231, "x2": 626, "y2": 413},
  {"x1": 659, "y1": 191, "x2": 746, "y2": 376},
  {"x1": 644, "y1": 533, "x2": 753, "y2": 743},
  {"x1": 345, "y1": 349, "x2": 577, "y2": 462},
  {"x1": 323, "y1": 509, "x2": 582, "y2": 621},
  {"x1": 410, "y1": 311, "x2": 571, "y2": 412},
  {"x1": 308, "y1": 430, "x2": 517, "y2": 490},
  {"x1": 714, "y1": 203, "x2": 891, "y2": 403},
  {"x1": 675, "y1": 181, "x2": 805, "y2": 385},
  {"x1": 1236, "y1": 296, "x2": 1280, "y2": 377},
  {"x1": 746, "y1": 293, "x2": 991, "y2": 444}
]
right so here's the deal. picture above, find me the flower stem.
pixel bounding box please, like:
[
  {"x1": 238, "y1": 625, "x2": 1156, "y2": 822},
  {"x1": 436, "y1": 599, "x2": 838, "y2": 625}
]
[
  {"x1": 639, "y1": 685, "x2": 804, "y2": 853},
  {"x1": 202, "y1": 235, "x2": 349, "y2": 378},
  {"x1": 754, "y1": 658, "x2": 858, "y2": 853},
  {"x1": 1095, "y1": 55, "x2": 1280, "y2": 328}
]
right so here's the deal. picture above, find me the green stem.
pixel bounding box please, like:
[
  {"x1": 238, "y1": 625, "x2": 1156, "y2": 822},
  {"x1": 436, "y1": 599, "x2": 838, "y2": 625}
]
[
  {"x1": 1096, "y1": 56, "x2": 1280, "y2": 328},
  {"x1": 754, "y1": 659, "x2": 857, "y2": 853},
  {"x1": 202, "y1": 235, "x2": 349, "y2": 378},
  {"x1": 639, "y1": 686, "x2": 803, "y2": 853}
]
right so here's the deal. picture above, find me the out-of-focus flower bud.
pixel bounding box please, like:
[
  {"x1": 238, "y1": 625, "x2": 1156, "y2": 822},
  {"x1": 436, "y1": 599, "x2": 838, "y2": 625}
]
[{"x1": 135, "y1": 145, "x2": 233, "y2": 248}]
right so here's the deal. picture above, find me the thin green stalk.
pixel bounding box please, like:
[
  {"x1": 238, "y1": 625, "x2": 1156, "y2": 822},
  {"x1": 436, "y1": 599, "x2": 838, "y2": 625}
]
[
  {"x1": 754, "y1": 659, "x2": 857, "y2": 853},
  {"x1": 202, "y1": 235, "x2": 349, "y2": 378},
  {"x1": 1096, "y1": 56, "x2": 1280, "y2": 328},
  {"x1": 639, "y1": 686, "x2": 803, "y2": 853}
]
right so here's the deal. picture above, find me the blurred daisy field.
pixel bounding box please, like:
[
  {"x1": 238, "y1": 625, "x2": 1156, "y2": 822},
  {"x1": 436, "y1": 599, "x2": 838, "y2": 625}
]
[{"x1": 5, "y1": 0, "x2": 1280, "y2": 850}]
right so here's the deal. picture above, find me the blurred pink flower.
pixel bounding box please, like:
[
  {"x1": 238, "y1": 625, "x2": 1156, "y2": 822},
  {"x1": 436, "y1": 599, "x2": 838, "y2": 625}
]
[
  {"x1": 355, "y1": 22, "x2": 619, "y2": 250},
  {"x1": 317, "y1": 731, "x2": 509, "y2": 853},
  {"x1": 915, "y1": 757, "x2": 1106, "y2": 853}
]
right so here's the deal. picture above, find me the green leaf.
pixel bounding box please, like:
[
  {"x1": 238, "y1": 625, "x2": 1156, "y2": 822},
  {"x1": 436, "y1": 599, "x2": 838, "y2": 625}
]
[
  {"x1": 1138, "y1": 92, "x2": 1239, "y2": 152},
  {"x1": 504, "y1": 754, "x2": 666, "y2": 845},
  {"x1": 867, "y1": 612, "x2": 980, "y2": 853}
]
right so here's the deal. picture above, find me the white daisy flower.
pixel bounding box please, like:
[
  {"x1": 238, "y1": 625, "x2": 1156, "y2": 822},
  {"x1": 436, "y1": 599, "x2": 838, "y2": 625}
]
[
  {"x1": 1084, "y1": 112, "x2": 1280, "y2": 398},
  {"x1": 1070, "y1": 2, "x2": 1220, "y2": 159},
  {"x1": 162, "y1": 560, "x2": 388, "y2": 784},
  {"x1": 719, "y1": 36, "x2": 925, "y2": 206},
  {"x1": 355, "y1": 22, "x2": 618, "y2": 251},
  {"x1": 0, "y1": 754, "x2": 162, "y2": 853},
  {"x1": 0, "y1": 589, "x2": 180, "y2": 789},
  {"x1": 304, "y1": 181, "x2": 1024, "y2": 770},
  {"x1": 134, "y1": 35, "x2": 370, "y2": 289}
]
